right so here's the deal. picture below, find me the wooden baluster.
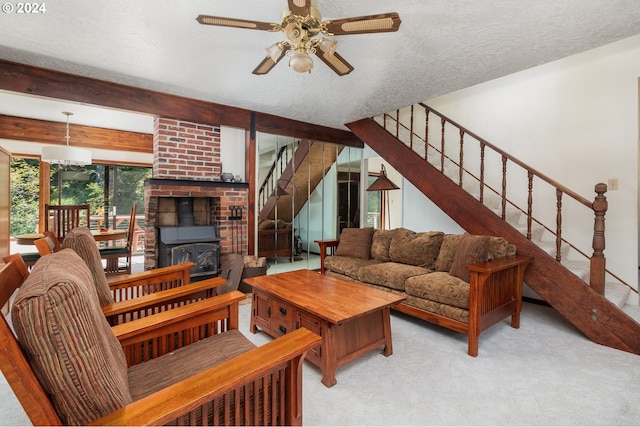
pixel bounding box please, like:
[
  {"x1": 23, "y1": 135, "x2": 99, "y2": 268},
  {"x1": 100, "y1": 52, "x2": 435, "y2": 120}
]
[
  {"x1": 479, "y1": 143, "x2": 485, "y2": 203},
  {"x1": 501, "y1": 155, "x2": 507, "y2": 219},
  {"x1": 440, "y1": 117, "x2": 446, "y2": 173},
  {"x1": 396, "y1": 109, "x2": 400, "y2": 139},
  {"x1": 556, "y1": 189, "x2": 563, "y2": 262},
  {"x1": 458, "y1": 129, "x2": 464, "y2": 186},
  {"x1": 409, "y1": 105, "x2": 414, "y2": 150},
  {"x1": 590, "y1": 183, "x2": 607, "y2": 294},
  {"x1": 424, "y1": 108, "x2": 429, "y2": 160},
  {"x1": 527, "y1": 172, "x2": 533, "y2": 240}
]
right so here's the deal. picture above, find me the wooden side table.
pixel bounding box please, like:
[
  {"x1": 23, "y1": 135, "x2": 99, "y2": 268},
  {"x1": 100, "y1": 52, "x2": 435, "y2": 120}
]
[{"x1": 314, "y1": 239, "x2": 340, "y2": 273}]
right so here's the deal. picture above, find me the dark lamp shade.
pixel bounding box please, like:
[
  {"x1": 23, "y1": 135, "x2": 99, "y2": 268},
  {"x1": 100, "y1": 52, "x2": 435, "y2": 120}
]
[{"x1": 366, "y1": 165, "x2": 399, "y2": 191}]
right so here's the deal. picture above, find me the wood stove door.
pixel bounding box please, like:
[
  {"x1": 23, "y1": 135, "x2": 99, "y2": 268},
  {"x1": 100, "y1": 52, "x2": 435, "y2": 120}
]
[{"x1": 170, "y1": 243, "x2": 220, "y2": 278}]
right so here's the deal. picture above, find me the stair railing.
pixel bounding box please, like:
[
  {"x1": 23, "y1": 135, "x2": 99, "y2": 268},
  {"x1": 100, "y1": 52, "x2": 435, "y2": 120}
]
[
  {"x1": 258, "y1": 142, "x2": 300, "y2": 214},
  {"x1": 377, "y1": 103, "x2": 628, "y2": 296}
]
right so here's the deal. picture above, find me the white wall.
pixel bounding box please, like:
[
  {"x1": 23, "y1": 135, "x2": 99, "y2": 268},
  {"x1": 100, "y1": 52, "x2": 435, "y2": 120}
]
[
  {"x1": 422, "y1": 34, "x2": 640, "y2": 300},
  {"x1": 220, "y1": 126, "x2": 245, "y2": 181}
]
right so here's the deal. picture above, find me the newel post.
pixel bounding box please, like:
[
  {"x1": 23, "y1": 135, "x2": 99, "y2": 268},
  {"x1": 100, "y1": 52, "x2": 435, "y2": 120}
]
[{"x1": 590, "y1": 183, "x2": 607, "y2": 295}]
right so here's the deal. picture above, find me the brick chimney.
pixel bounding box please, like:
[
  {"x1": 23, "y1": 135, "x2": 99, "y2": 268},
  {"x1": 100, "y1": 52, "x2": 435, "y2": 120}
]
[{"x1": 143, "y1": 117, "x2": 248, "y2": 271}]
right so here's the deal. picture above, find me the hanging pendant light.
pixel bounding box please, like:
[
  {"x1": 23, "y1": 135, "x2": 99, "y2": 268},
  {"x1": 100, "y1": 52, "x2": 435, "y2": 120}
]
[{"x1": 41, "y1": 111, "x2": 92, "y2": 167}]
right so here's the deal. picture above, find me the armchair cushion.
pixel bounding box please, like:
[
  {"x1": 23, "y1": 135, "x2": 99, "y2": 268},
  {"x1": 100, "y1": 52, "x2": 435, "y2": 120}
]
[
  {"x1": 335, "y1": 227, "x2": 374, "y2": 260},
  {"x1": 12, "y1": 249, "x2": 132, "y2": 425},
  {"x1": 61, "y1": 226, "x2": 115, "y2": 306},
  {"x1": 128, "y1": 330, "x2": 255, "y2": 400}
]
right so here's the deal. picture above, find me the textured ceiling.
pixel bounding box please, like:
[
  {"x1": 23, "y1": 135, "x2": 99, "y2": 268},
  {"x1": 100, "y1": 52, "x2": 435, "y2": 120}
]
[{"x1": 1, "y1": 0, "x2": 640, "y2": 131}]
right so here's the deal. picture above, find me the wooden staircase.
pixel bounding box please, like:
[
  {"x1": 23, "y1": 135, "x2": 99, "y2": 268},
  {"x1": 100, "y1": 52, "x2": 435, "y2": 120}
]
[
  {"x1": 260, "y1": 141, "x2": 343, "y2": 222},
  {"x1": 347, "y1": 115, "x2": 640, "y2": 355}
]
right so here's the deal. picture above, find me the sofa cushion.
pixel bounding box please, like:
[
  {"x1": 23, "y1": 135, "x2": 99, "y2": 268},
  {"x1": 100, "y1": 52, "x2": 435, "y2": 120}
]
[
  {"x1": 370, "y1": 229, "x2": 394, "y2": 261},
  {"x1": 449, "y1": 234, "x2": 491, "y2": 282},
  {"x1": 405, "y1": 272, "x2": 470, "y2": 309},
  {"x1": 405, "y1": 295, "x2": 469, "y2": 324},
  {"x1": 358, "y1": 262, "x2": 431, "y2": 291},
  {"x1": 434, "y1": 234, "x2": 462, "y2": 272},
  {"x1": 389, "y1": 230, "x2": 444, "y2": 269},
  {"x1": 487, "y1": 236, "x2": 516, "y2": 258},
  {"x1": 12, "y1": 249, "x2": 132, "y2": 425},
  {"x1": 335, "y1": 227, "x2": 375, "y2": 260},
  {"x1": 325, "y1": 255, "x2": 382, "y2": 280},
  {"x1": 61, "y1": 226, "x2": 115, "y2": 307}
]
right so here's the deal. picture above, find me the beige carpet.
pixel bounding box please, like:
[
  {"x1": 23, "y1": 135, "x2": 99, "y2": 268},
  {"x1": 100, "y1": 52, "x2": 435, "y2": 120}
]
[{"x1": 2, "y1": 301, "x2": 639, "y2": 426}]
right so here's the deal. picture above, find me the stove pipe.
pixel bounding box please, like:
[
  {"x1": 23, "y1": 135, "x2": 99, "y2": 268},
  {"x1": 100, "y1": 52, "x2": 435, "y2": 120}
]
[{"x1": 177, "y1": 197, "x2": 195, "y2": 226}]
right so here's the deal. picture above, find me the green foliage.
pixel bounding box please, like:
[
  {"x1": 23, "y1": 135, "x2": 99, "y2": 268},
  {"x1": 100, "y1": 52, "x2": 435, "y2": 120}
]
[
  {"x1": 10, "y1": 159, "x2": 151, "y2": 236},
  {"x1": 10, "y1": 158, "x2": 40, "y2": 235}
]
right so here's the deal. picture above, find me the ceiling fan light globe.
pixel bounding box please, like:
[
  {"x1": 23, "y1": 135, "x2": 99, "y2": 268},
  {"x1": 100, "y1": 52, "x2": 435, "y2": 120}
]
[
  {"x1": 289, "y1": 51, "x2": 313, "y2": 73},
  {"x1": 284, "y1": 22, "x2": 304, "y2": 44}
]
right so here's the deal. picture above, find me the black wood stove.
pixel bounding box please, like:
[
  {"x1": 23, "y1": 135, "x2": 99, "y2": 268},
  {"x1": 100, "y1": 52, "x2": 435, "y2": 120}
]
[{"x1": 157, "y1": 198, "x2": 221, "y2": 280}]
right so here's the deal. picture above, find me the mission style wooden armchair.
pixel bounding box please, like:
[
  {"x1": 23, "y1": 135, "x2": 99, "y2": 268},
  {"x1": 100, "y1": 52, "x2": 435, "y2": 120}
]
[
  {"x1": 34, "y1": 230, "x2": 61, "y2": 256},
  {"x1": 0, "y1": 252, "x2": 320, "y2": 426},
  {"x1": 50, "y1": 226, "x2": 226, "y2": 325}
]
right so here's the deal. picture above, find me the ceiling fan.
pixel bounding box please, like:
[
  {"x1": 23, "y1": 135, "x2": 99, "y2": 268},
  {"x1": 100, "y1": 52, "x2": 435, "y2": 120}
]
[{"x1": 196, "y1": 0, "x2": 401, "y2": 76}]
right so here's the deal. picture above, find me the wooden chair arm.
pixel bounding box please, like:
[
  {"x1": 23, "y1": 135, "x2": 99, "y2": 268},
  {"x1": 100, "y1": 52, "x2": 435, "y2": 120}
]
[
  {"x1": 112, "y1": 290, "x2": 246, "y2": 343},
  {"x1": 90, "y1": 328, "x2": 321, "y2": 426},
  {"x1": 107, "y1": 262, "x2": 195, "y2": 289},
  {"x1": 102, "y1": 277, "x2": 226, "y2": 318}
]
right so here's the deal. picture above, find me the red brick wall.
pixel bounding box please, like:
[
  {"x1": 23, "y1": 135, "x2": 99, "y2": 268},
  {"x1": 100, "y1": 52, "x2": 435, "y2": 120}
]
[{"x1": 153, "y1": 117, "x2": 222, "y2": 181}]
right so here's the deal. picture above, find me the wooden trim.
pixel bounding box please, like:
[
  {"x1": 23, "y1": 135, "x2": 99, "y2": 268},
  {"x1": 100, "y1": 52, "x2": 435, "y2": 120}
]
[
  {"x1": 0, "y1": 114, "x2": 152, "y2": 153},
  {"x1": 0, "y1": 59, "x2": 363, "y2": 148}
]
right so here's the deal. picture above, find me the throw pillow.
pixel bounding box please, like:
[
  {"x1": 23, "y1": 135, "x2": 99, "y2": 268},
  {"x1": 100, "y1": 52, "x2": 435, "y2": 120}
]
[
  {"x1": 389, "y1": 230, "x2": 444, "y2": 269},
  {"x1": 434, "y1": 234, "x2": 463, "y2": 271},
  {"x1": 449, "y1": 234, "x2": 491, "y2": 282},
  {"x1": 370, "y1": 229, "x2": 394, "y2": 261},
  {"x1": 335, "y1": 227, "x2": 375, "y2": 260}
]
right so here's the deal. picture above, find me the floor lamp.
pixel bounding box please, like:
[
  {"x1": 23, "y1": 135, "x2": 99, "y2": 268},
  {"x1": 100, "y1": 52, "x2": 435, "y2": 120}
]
[{"x1": 366, "y1": 164, "x2": 399, "y2": 230}]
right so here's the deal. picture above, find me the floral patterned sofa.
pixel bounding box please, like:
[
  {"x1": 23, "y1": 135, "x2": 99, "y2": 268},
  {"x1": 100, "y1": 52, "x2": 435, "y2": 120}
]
[{"x1": 320, "y1": 227, "x2": 532, "y2": 356}]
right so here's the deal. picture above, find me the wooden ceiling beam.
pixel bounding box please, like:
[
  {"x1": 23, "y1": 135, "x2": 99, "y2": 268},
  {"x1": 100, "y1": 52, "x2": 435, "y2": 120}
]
[
  {"x1": 0, "y1": 115, "x2": 152, "y2": 153},
  {"x1": 0, "y1": 59, "x2": 363, "y2": 148}
]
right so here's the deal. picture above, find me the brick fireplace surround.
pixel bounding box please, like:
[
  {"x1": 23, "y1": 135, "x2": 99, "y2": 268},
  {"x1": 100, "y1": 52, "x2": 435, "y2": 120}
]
[{"x1": 143, "y1": 117, "x2": 248, "y2": 271}]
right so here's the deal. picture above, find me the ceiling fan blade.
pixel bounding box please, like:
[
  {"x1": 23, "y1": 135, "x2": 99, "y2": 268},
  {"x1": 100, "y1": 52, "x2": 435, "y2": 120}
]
[
  {"x1": 314, "y1": 48, "x2": 354, "y2": 76},
  {"x1": 287, "y1": 0, "x2": 311, "y2": 17},
  {"x1": 253, "y1": 44, "x2": 290, "y2": 75},
  {"x1": 196, "y1": 15, "x2": 278, "y2": 31},
  {"x1": 323, "y1": 12, "x2": 401, "y2": 35}
]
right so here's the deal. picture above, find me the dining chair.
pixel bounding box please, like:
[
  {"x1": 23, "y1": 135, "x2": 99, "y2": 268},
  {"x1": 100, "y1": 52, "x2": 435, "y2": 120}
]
[
  {"x1": 99, "y1": 204, "x2": 136, "y2": 276},
  {"x1": 34, "y1": 230, "x2": 62, "y2": 256},
  {"x1": 43, "y1": 203, "x2": 90, "y2": 243}
]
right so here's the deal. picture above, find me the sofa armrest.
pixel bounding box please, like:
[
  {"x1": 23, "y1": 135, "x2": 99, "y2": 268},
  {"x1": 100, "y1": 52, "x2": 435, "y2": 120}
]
[
  {"x1": 90, "y1": 328, "x2": 322, "y2": 426},
  {"x1": 466, "y1": 254, "x2": 533, "y2": 356}
]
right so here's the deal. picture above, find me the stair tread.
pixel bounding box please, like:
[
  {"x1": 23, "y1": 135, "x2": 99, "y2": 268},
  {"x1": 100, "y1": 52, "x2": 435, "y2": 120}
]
[{"x1": 605, "y1": 282, "x2": 630, "y2": 308}]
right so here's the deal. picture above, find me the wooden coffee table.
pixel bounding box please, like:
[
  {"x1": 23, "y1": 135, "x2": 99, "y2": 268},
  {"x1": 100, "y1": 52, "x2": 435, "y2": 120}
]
[{"x1": 245, "y1": 269, "x2": 405, "y2": 387}]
